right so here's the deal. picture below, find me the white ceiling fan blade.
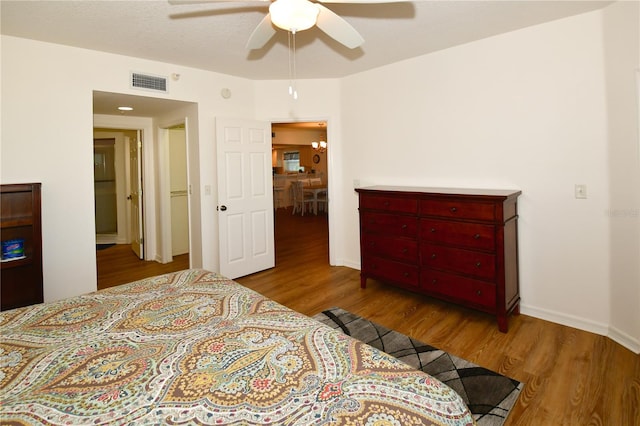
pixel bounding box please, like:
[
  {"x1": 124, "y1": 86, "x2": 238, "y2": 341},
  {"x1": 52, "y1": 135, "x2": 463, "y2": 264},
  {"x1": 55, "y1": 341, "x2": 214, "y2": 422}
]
[
  {"x1": 318, "y1": 0, "x2": 407, "y2": 3},
  {"x1": 169, "y1": 0, "x2": 268, "y2": 4},
  {"x1": 246, "y1": 14, "x2": 277, "y2": 49},
  {"x1": 315, "y1": 3, "x2": 364, "y2": 49}
]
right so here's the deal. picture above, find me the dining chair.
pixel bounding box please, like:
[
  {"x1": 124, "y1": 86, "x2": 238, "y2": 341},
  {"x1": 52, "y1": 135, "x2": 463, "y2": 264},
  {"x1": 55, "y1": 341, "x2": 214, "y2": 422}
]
[
  {"x1": 273, "y1": 176, "x2": 286, "y2": 209},
  {"x1": 316, "y1": 190, "x2": 328, "y2": 214},
  {"x1": 291, "y1": 181, "x2": 315, "y2": 215}
]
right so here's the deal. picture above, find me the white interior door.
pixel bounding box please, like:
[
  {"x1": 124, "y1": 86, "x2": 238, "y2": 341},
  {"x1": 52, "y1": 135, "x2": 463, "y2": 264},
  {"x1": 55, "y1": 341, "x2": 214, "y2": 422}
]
[
  {"x1": 129, "y1": 130, "x2": 144, "y2": 259},
  {"x1": 216, "y1": 118, "x2": 274, "y2": 279}
]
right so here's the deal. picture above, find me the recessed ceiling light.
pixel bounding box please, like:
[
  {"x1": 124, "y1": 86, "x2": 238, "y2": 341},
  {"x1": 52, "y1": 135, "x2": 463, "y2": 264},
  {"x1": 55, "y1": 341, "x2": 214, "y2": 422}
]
[{"x1": 118, "y1": 106, "x2": 133, "y2": 111}]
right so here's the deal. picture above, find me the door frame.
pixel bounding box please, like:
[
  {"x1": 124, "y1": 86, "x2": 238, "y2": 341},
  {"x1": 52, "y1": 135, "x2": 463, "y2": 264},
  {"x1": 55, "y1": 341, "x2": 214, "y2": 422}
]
[
  {"x1": 269, "y1": 116, "x2": 335, "y2": 266},
  {"x1": 93, "y1": 114, "x2": 157, "y2": 261},
  {"x1": 128, "y1": 130, "x2": 144, "y2": 259},
  {"x1": 158, "y1": 119, "x2": 192, "y2": 264},
  {"x1": 93, "y1": 134, "x2": 128, "y2": 245}
]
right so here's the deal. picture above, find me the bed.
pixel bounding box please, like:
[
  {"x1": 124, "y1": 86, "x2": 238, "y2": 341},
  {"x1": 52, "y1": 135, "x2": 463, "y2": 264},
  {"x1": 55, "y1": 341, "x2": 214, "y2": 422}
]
[{"x1": 1, "y1": 269, "x2": 475, "y2": 425}]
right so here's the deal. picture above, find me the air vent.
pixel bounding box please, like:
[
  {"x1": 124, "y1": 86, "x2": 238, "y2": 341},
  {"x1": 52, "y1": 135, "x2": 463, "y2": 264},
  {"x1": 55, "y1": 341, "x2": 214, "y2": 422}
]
[{"x1": 131, "y1": 72, "x2": 167, "y2": 92}]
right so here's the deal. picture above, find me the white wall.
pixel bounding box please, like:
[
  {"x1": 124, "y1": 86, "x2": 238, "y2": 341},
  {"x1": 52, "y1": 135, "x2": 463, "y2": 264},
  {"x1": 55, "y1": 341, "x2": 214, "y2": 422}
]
[
  {"x1": 1, "y1": 35, "x2": 255, "y2": 302},
  {"x1": 603, "y1": 1, "x2": 640, "y2": 351},
  {"x1": 340, "y1": 10, "x2": 624, "y2": 342}
]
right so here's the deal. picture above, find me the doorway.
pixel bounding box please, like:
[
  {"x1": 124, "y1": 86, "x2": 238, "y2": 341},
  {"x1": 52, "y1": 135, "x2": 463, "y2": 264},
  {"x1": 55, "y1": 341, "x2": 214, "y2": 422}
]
[
  {"x1": 93, "y1": 129, "x2": 139, "y2": 248},
  {"x1": 271, "y1": 121, "x2": 329, "y2": 265},
  {"x1": 93, "y1": 91, "x2": 196, "y2": 289},
  {"x1": 93, "y1": 123, "x2": 191, "y2": 289},
  {"x1": 167, "y1": 124, "x2": 190, "y2": 258},
  {"x1": 93, "y1": 138, "x2": 118, "y2": 242}
]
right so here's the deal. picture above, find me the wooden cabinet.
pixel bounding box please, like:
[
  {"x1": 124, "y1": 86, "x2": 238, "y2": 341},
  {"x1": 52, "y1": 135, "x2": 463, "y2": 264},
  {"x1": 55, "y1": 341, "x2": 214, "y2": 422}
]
[
  {"x1": 1, "y1": 183, "x2": 43, "y2": 311},
  {"x1": 357, "y1": 186, "x2": 521, "y2": 332}
]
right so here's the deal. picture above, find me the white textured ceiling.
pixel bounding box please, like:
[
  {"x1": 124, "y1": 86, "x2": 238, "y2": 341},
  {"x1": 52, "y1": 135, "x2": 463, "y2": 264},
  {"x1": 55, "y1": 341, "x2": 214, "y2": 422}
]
[{"x1": 1, "y1": 0, "x2": 612, "y2": 81}]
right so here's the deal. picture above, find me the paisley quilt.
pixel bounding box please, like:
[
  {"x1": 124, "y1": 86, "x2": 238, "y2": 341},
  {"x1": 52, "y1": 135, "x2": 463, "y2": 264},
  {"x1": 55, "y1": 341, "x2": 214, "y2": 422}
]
[{"x1": 1, "y1": 269, "x2": 474, "y2": 425}]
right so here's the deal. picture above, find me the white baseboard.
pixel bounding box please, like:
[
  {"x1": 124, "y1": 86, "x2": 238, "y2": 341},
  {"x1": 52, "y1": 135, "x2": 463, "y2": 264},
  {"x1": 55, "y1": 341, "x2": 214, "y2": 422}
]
[
  {"x1": 520, "y1": 304, "x2": 609, "y2": 335},
  {"x1": 340, "y1": 259, "x2": 361, "y2": 270},
  {"x1": 521, "y1": 304, "x2": 640, "y2": 354},
  {"x1": 608, "y1": 326, "x2": 640, "y2": 354},
  {"x1": 96, "y1": 234, "x2": 117, "y2": 244},
  {"x1": 334, "y1": 264, "x2": 640, "y2": 354}
]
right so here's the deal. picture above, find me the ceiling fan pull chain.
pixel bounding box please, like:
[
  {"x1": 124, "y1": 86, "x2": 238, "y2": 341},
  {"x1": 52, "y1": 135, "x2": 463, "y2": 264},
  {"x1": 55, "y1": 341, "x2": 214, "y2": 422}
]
[
  {"x1": 292, "y1": 30, "x2": 298, "y2": 100},
  {"x1": 288, "y1": 30, "x2": 293, "y2": 96},
  {"x1": 287, "y1": 30, "x2": 298, "y2": 100}
]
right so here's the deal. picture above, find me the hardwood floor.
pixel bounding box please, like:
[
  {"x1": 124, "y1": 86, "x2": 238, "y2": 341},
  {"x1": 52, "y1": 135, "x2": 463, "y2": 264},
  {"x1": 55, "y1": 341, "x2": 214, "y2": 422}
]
[
  {"x1": 97, "y1": 244, "x2": 189, "y2": 290},
  {"x1": 97, "y1": 208, "x2": 640, "y2": 425}
]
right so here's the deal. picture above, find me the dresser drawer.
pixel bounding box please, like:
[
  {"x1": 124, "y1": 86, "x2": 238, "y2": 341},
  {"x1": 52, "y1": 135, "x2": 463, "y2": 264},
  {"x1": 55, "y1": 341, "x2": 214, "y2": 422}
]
[
  {"x1": 360, "y1": 195, "x2": 418, "y2": 214},
  {"x1": 420, "y1": 199, "x2": 496, "y2": 221},
  {"x1": 421, "y1": 269, "x2": 496, "y2": 309},
  {"x1": 421, "y1": 243, "x2": 496, "y2": 280},
  {"x1": 361, "y1": 212, "x2": 418, "y2": 237},
  {"x1": 420, "y1": 218, "x2": 495, "y2": 251},
  {"x1": 362, "y1": 234, "x2": 418, "y2": 263},
  {"x1": 362, "y1": 256, "x2": 419, "y2": 288}
]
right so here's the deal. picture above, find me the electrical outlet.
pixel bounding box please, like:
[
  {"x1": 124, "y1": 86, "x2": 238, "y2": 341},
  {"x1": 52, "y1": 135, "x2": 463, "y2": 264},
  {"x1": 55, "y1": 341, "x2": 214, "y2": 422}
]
[{"x1": 575, "y1": 184, "x2": 587, "y2": 199}]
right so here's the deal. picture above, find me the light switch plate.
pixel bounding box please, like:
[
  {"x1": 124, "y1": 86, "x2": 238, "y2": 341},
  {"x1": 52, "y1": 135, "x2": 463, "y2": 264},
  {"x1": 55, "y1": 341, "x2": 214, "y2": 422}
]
[{"x1": 575, "y1": 184, "x2": 587, "y2": 199}]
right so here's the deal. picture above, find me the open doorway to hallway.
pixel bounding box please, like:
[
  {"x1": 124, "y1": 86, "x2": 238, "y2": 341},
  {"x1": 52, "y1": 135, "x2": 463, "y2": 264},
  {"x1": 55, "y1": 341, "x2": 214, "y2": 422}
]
[
  {"x1": 95, "y1": 124, "x2": 190, "y2": 290},
  {"x1": 271, "y1": 121, "x2": 329, "y2": 266},
  {"x1": 93, "y1": 91, "x2": 195, "y2": 289}
]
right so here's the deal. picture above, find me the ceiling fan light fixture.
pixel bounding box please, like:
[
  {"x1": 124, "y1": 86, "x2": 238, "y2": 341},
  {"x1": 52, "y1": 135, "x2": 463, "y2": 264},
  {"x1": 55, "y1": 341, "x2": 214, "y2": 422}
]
[{"x1": 269, "y1": 0, "x2": 319, "y2": 32}]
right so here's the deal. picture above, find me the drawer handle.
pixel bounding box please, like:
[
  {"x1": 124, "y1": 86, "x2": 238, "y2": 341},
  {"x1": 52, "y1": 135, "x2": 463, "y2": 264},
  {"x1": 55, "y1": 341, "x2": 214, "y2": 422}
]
[
  {"x1": 430, "y1": 228, "x2": 436, "y2": 233},
  {"x1": 369, "y1": 242, "x2": 376, "y2": 247},
  {"x1": 473, "y1": 233, "x2": 480, "y2": 239},
  {"x1": 403, "y1": 272, "x2": 410, "y2": 277},
  {"x1": 476, "y1": 290, "x2": 482, "y2": 296},
  {"x1": 432, "y1": 279, "x2": 437, "y2": 285},
  {"x1": 384, "y1": 201, "x2": 390, "y2": 207},
  {"x1": 431, "y1": 253, "x2": 437, "y2": 259},
  {"x1": 401, "y1": 224, "x2": 408, "y2": 230},
  {"x1": 402, "y1": 248, "x2": 408, "y2": 253},
  {"x1": 450, "y1": 207, "x2": 457, "y2": 213},
  {"x1": 475, "y1": 262, "x2": 482, "y2": 268}
]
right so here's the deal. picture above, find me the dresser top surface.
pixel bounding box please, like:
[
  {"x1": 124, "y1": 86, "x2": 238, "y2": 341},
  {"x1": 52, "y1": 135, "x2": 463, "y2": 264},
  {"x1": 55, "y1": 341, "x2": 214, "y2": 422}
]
[{"x1": 356, "y1": 185, "x2": 521, "y2": 198}]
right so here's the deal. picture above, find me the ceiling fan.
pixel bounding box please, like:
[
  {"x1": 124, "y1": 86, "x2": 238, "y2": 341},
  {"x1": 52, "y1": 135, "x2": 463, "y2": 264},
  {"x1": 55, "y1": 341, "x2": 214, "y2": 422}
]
[{"x1": 170, "y1": 0, "x2": 405, "y2": 50}]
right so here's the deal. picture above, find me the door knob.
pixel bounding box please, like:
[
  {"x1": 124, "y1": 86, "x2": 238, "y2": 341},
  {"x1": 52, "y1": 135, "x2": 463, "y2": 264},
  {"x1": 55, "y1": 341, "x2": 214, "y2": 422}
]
[{"x1": 218, "y1": 205, "x2": 227, "y2": 211}]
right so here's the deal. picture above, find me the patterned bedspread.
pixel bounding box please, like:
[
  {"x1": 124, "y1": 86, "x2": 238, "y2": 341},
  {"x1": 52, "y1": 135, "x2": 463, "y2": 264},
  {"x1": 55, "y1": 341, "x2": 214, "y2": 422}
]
[{"x1": 1, "y1": 269, "x2": 474, "y2": 425}]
